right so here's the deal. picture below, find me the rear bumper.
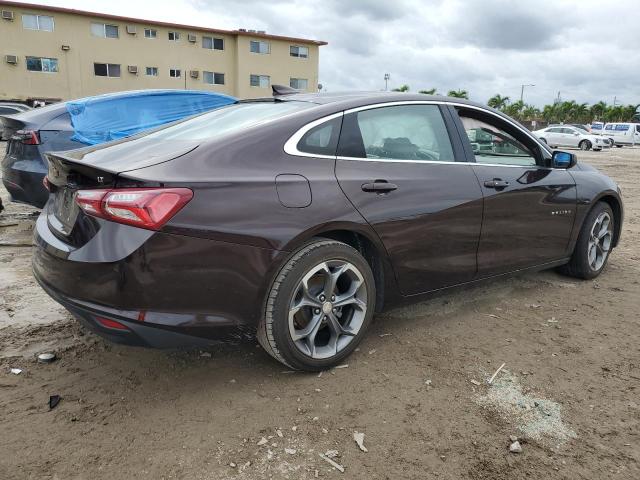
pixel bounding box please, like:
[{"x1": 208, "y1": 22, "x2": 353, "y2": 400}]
[
  {"x1": 1, "y1": 156, "x2": 48, "y2": 208},
  {"x1": 32, "y1": 205, "x2": 286, "y2": 348}
]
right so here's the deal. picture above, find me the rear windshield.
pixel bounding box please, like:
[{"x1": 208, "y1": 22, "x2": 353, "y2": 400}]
[{"x1": 144, "y1": 101, "x2": 313, "y2": 141}]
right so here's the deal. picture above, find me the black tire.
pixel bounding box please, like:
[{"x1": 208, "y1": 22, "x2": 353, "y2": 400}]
[
  {"x1": 579, "y1": 140, "x2": 591, "y2": 151},
  {"x1": 615, "y1": 144, "x2": 623, "y2": 148},
  {"x1": 559, "y1": 202, "x2": 614, "y2": 279},
  {"x1": 257, "y1": 239, "x2": 376, "y2": 371}
]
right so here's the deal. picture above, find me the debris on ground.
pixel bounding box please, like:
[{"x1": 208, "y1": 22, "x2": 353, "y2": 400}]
[
  {"x1": 353, "y1": 431, "x2": 368, "y2": 452},
  {"x1": 37, "y1": 352, "x2": 56, "y2": 363},
  {"x1": 334, "y1": 364, "x2": 349, "y2": 369},
  {"x1": 488, "y1": 363, "x2": 506, "y2": 384},
  {"x1": 476, "y1": 371, "x2": 576, "y2": 444},
  {"x1": 200, "y1": 352, "x2": 212, "y2": 358},
  {"x1": 509, "y1": 440, "x2": 523, "y2": 453},
  {"x1": 470, "y1": 379, "x2": 481, "y2": 386},
  {"x1": 319, "y1": 453, "x2": 345, "y2": 473},
  {"x1": 10, "y1": 368, "x2": 22, "y2": 375},
  {"x1": 284, "y1": 448, "x2": 296, "y2": 455},
  {"x1": 257, "y1": 437, "x2": 268, "y2": 446},
  {"x1": 49, "y1": 395, "x2": 61, "y2": 410}
]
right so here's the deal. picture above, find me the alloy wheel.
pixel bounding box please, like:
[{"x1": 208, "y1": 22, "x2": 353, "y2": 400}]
[
  {"x1": 288, "y1": 260, "x2": 367, "y2": 359},
  {"x1": 588, "y1": 211, "x2": 612, "y2": 271}
]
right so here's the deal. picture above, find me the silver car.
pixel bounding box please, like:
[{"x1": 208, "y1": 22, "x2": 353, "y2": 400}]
[{"x1": 533, "y1": 125, "x2": 606, "y2": 151}]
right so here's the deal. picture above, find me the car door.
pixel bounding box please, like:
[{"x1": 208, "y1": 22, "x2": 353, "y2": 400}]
[
  {"x1": 452, "y1": 106, "x2": 577, "y2": 276},
  {"x1": 544, "y1": 127, "x2": 562, "y2": 146},
  {"x1": 334, "y1": 103, "x2": 483, "y2": 295},
  {"x1": 563, "y1": 127, "x2": 581, "y2": 147}
]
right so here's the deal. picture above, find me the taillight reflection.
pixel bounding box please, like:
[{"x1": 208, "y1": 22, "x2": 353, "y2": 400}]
[
  {"x1": 75, "y1": 187, "x2": 193, "y2": 230},
  {"x1": 14, "y1": 130, "x2": 40, "y2": 145}
]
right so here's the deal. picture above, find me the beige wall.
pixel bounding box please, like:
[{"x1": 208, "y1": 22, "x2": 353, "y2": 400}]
[{"x1": 0, "y1": 5, "x2": 321, "y2": 101}]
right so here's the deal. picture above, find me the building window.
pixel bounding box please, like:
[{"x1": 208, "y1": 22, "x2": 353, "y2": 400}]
[
  {"x1": 250, "y1": 74, "x2": 270, "y2": 88},
  {"x1": 144, "y1": 28, "x2": 157, "y2": 38},
  {"x1": 169, "y1": 68, "x2": 181, "y2": 78},
  {"x1": 91, "y1": 22, "x2": 119, "y2": 38},
  {"x1": 22, "y1": 14, "x2": 54, "y2": 32},
  {"x1": 168, "y1": 31, "x2": 180, "y2": 41},
  {"x1": 145, "y1": 67, "x2": 158, "y2": 76},
  {"x1": 250, "y1": 40, "x2": 270, "y2": 54},
  {"x1": 203, "y1": 71, "x2": 225, "y2": 85},
  {"x1": 290, "y1": 78, "x2": 308, "y2": 90},
  {"x1": 94, "y1": 63, "x2": 121, "y2": 77},
  {"x1": 26, "y1": 56, "x2": 58, "y2": 73},
  {"x1": 202, "y1": 36, "x2": 224, "y2": 50},
  {"x1": 290, "y1": 46, "x2": 309, "y2": 58}
]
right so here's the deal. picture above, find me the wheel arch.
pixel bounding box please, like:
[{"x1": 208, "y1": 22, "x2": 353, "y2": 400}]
[
  {"x1": 281, "y1": 223, "x2": 399, "y2": 313},
  {"x1": 595, "y1": 194, "x2": 623, "y2": 247}
]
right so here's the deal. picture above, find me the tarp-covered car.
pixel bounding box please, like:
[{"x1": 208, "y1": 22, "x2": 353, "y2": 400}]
[{"x1": 1, "y1": 90, "x2": 236, "y2": 208}]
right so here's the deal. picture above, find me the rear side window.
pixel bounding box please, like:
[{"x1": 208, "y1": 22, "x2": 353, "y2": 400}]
[
  {"x1": 297, "y1": 117, "x2": 342, "y2": 156},
  {"x1": 0, "y1": 107, "x2": 20, "y2": 114},
  {"x1": 337, "y1": 105, "x2": 454, "y2": 162}
]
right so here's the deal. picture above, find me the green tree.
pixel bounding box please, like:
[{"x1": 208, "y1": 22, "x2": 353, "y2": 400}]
[
  {"x1": 392, "y1": 84, "x2": 410, "y2": 92},
  {"x1": 487, "y1": 94, "x2": 510, "y2": 110},
  {"x1": 590, "y1": 101, "x2": 607, "y2": 121},
  {"x1": 504, "y1": 100, "x2": 525, "y2": 120},
  {"x1": 419, "y1": 88, "x2": 437, "y2": 95},
  {"x1": 447, "y1": 89, "x2": 469, "y2": 99}
]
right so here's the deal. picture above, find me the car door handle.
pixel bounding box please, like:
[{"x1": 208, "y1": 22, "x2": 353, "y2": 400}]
[
  {"x1": 484, "y1": 178, "x2": 509, "y2": 189},
  {"x1": 361, "y1": 181, "x2": 398, "y2": 193}
]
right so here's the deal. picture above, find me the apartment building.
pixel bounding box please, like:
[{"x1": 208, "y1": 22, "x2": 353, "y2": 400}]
[{"x1": 0, "y1": 1, "x2": 326, "y2": 103}]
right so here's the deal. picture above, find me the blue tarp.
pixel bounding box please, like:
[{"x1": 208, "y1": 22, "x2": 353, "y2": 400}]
[{"x1": 66, "y1": 90, "x2": 236, "y2": 145}]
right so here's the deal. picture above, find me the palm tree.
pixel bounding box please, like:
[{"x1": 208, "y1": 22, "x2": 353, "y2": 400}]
[
  {"x1": 521, "y1": 104, "x2": 540, "y2": 121},
  {"x1": 447, "y1": 89, "x2": 469, "y2": 99},
  {"x1": 504, "y1": 100, "x2": 525, "y2": 120},
  {"x1": 392, "y1": 84, "x2": 410, "y2": 92},
  {"x1": 487, "y1": 94, "x2": 510, "y2": 110},
  {"x1": 419, "y1": 88, "x2": 437, "y2": 95},
  {"x1": 590, "y1": 101, "x2": 607, "y2": 121}
]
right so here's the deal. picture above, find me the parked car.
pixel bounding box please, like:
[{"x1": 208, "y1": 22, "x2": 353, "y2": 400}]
[
  {"x1": 33, "y1": 90, "x2": 623, "y2": 371},
  {"x1": 596, "y1": 123, "x2": 640, "y2": 147},
  {"x1": 1, "y1": 90, "x2": 235, "y2": 208},
  {"x1": 0, "y1": 103, "x2": 32, "y2": 140},
  {"x1": 569, "y1": 123, "x2": 591, "y2": 133},
  {"x1": 532, "y1": 125, "x2": 606, "y2": 150}
]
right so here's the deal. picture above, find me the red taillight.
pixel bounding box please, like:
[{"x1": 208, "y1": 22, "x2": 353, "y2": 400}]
[
  {"x1": 14, "y1": 129, "x2": 40, "y2": 145},
  {"x1": 75, "y1": 187, "x2": 193, "y2": 230},
  {"x1": 43, "y1": 176, "x2": 50, "y2": 191},
  {"x1": 96, "y1": 317, "x2": 130, "y2": 331}
]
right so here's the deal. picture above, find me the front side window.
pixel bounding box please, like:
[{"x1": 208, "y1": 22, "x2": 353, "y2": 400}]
[
  {"x1": 290, "y1": 78, "x2": 308, "y2": 90},
  {"x1": 250, "y1": 40, "x2": 270, "y2": 54},
  {"x1": 203, "y1": 71, "x2": 225, "y2": 85},
  {"x1": 91, "y1": 23, "x2": 119, "y2": 38},
  {"x1": 94, "y1": 62, "x2": 120, "y2": 77},
  {"x1": 250, "y1": 74, "x2": 270, "y2": 88},
  {"x1": 458, "y1": 112, "x2": 538, "y2": 166},
  {"x1": 169, "y1": 68, "x2": 181, "y2": 78},
  {"x1": 168, "y1": 31, "x2": 180, "y2": 41},
  {"x1": 22, "y1": 14, "x2": 54, "y2": 31},
  {"x1": 26, "y1": 56, "x2": 58, "y2": 72},
  {"x1": 290, "y1": 45, "x2": 309, "y2": 58},
  {"x1": 144, "y1": 28, "x2": 157, "y2": 38},
  {"x1": 546, "y1": 127, "x2": 562, "y2": 133},
  {"x1": 338, "y1": 105, "x2": 454, "y2": 162},
  {"x1": 145, "y1": 66, "x2": 158, "y2": 76}
]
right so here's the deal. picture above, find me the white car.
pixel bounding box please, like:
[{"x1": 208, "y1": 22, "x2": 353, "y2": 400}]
[{"x1": 532, "y1": 125, "x2": 606, "y2": 151}]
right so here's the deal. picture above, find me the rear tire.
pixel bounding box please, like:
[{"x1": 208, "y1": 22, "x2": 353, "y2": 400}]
[
  {"x1": 559, "y1": 202, "x2": 614, "y2": 279},
  {"x1": 579, "y1": 140, "x2": 591, "y2": 151},
  {"x1": 257, "y1": 239, "x2": 376, "y2": 371}
]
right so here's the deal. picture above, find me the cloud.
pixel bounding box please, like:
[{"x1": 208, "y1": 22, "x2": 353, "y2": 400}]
[{"x1": 40, "y1": 0, "x2": 640, "y2": 107}]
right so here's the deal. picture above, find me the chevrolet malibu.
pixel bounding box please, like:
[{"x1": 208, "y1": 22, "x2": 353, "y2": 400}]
[{"x1": 33, "y1": 91, "x2": 624, "y2": 371}]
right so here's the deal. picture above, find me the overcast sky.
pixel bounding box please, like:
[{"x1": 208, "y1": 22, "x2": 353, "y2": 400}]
[{"x1": 41, "y1": 0, "x2": 640, "y2": 107}]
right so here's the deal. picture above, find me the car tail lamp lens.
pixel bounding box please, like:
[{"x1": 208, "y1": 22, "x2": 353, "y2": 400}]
[
  {"x1": 43, "y1": 176, "x2": 50, "y2": 191},
  {"x1": 75, "y1": 187, "x2": 193, "y2": 230},
  {"x1": 14, "y1": 129, "x2": 40, "y2": 145}
]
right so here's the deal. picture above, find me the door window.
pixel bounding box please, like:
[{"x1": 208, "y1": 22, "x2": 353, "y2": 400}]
[
  {"x1": 458, "y1": 112, "x2": 538, "y2": 166},
  {"x1": 337, "y1": 105, "x2": 454, "y2": 162}
]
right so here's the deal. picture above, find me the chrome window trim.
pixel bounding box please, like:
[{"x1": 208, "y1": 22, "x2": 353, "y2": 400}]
[{"x1": 283, "y1": 100, "x2": 552, "y2": 165}]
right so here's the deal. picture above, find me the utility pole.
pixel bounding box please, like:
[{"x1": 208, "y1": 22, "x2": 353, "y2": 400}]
[
  {"x1": 520, "y1": 84, "x2": 535, "y2": 103},
  {"x1": 384, "y1": 73, "x2": 390, "y2": 91}
]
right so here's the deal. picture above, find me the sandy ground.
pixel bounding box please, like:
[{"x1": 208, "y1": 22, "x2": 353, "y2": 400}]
[{"x1": 0, "y1": 145, "x2": 639, "y2": 480}]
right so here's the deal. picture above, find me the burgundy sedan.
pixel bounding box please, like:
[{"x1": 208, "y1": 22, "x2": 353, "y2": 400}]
[{"x1": 33, "y1": 89, "x2": 623, "y2": 370}]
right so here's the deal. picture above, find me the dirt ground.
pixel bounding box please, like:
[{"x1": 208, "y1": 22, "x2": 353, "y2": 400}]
[{"x1": 1, "y1": 145, "x2": 639, "y2": 480}]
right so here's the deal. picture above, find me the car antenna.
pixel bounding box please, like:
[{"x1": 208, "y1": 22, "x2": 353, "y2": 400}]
[{"x1": 272, "y1": 84, "x2": 299, "y2": 97}]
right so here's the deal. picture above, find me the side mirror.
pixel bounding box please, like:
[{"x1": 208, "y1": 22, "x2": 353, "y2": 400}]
[{"x1": 552, "y1": 150, "x2": 577, "y2": 169}]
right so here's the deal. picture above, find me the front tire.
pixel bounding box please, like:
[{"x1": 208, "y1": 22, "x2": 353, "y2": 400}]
[
  {"x1": 257, "y1": 239, "x2": 376, "y2": 371},
  {"x1": 579, "y1": 140, "x2": 591, "y2": 151},
  {"x1": 559, "y1": 202, "x2": 614, "y2": 279}
]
